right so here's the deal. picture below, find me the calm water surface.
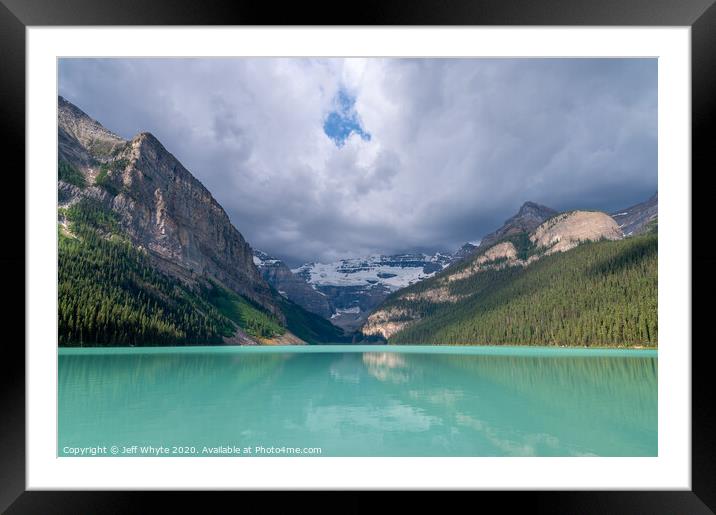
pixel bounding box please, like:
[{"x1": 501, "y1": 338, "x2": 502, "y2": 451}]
[{"x1": 58, "y1": 345, "x2": 657, "y2": 457}]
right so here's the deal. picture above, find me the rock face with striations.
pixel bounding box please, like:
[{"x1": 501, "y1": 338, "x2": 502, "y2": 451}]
[
  {"x1": 57, "y1": 96, "x2": 281, "y2": 319},
  {"x1": 58, "y1": 96, "x2": 126, "y2": 181},
  {"x1": 530, "y1": 211, "x2": 623, "y2": 254}
]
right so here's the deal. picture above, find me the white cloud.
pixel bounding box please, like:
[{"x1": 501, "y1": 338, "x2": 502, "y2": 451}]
[{"x1": 59, "y1": 58, "x2": 657, "y2": 266}]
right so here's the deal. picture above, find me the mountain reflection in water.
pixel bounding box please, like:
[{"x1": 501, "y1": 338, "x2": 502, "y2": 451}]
[{"x1": 59, "y1": 346, "x2": 657, "y2": 457}]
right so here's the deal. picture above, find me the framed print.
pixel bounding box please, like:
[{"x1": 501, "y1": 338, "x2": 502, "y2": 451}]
[{"x1": 2, "y1": 0, "x2": 715, "y2": 512}]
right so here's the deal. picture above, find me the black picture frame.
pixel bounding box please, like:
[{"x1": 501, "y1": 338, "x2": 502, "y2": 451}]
[{"x1": 2, "y1": 0, "x2": 714, "y2": 512}]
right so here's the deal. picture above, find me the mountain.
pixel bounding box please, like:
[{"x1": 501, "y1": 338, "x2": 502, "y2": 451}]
[
  {"x1": 250, "y1": 202, "x2": 556, "y2": 333},
  {"x1": 57, "y1": 96, "x2": 340, "y2": 346},
  {"x1": 476, "y1": 201, "x2": 558, "y2": 251},
  {"x1": 58, "y1": 97, "x2": 277, "y2": 315},
  {"x1": 58, "y1": 96, "x2": 126, "y2": 170},
  {"x1": 361, "y1": 207, "x2": 658, "y2": 347},
  {"x1": 611, "y1": 192, "x2": 658, "y2": 236},
  {"x1": 257, "y1": 202, "x2": 557, "y2": 333},
  {"x1": 292, "y1": 253, "x2": 454, "y2": 331},
  {"x1": 253, "y1": 250, "x2": 333, "y2": 318},
  {"x1": 382, "y1": 232, "x2": 657, "y2": 347},
  {"x1": 451, "y1": 242, "x2": 480, "y2": 263},
  {"x1": 531, "y1": 210, "x2": 623, "y2": 254}
]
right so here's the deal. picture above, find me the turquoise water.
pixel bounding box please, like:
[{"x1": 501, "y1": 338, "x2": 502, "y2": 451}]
[{"x1": 58, "y1": 345, "x2": 657, "y2": 457}]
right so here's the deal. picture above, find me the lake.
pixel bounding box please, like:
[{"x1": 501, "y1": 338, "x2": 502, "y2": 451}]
[{"x1": 58, "y1": 345, "x2": 657, "y2": 457}]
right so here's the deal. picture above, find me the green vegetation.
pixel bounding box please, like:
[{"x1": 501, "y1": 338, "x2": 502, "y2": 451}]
[
  {"x1": 644, "y1": 217, "x2": 658, "y2": 234},
  {"x1": 59, "y1": 199, "x2": 290, "y2": 346},
  {"x1": 64, "y1": 198, "x2": 121, "y2": 236},
  {"x1": 110, "y1": 141, "x2": 132, "y2": 157},
  {"x1": 58, "y1": 160, "x2": 86, "y2": 188},
  {"x1": 87, "y1": 139, "x2": 120, "y2": 159},
  {"x1": 194, "y1": 282, "x2": 348, "y2": 343},
  {"x1": 59, "y1": 231, "x2": 235, "y2": 347},
  {"x1": 277, "y1": 296, "x2": 349, "y2": 344},
  {"x1": 102, "y1": 158, "x2": 129, "y2": 173},
  {"x1": 387, "y1": 232, "x2": 657, "y2": 347},
  {"x1": 202, "y1": 281, "x2": 285, "y2": 339},
  {"x1": 504, "y1": 231, "x2": 535, "y2": 260},
  {"x1": 58, "y1": 155, "x2": 359, "y2": 346},
  {"x1": 94, "y1": 159, "x2": 128, "y2": 195},
  {"x1": 94, "y1": 168, "x2": 117, "y2": 195}
]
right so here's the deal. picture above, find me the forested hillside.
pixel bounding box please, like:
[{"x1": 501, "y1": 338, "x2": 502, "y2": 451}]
[
  {"x1": 58, "y1": 198, "x2": 282, "y2": 346},
  {"x1": 277, "y1": 296, "x2": 350, "y2": 344},
  {"x1": 58, "y1": 198, "x2": 344, "y2": 346},
  {"x1": 386, "y1": 230, "x2": 657, "y2": 347}
]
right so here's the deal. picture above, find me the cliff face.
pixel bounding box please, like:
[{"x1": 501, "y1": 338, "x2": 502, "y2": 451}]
[
  {"x1": 57, "y1": 96, "x2": 280, "y2": 319},
  {"x1": 531, "y1": 211, "x2": 622, "y2": 254},
  {"x1": 253, "y1": 250, "x2": 334, "y2": 319}
]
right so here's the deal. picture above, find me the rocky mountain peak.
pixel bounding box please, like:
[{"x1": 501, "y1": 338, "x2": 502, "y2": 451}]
[
  {"x1": 58, "y1": 96, "x2": 125, "y2": 158},
  {"x1": 516, "y1": 201, "x2": 557, "y2": 220},
  {"x1": 478, "y1": 201, "x2": 558, "y2": 250},
  {"x1": 58, "y1": 96, "x2": 281, "y2": 320},
  {"x1": 132, "y1": 131, "x2": 164, "y2": 150}
]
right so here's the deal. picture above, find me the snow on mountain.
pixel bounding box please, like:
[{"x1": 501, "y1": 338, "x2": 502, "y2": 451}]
[
  {"x1": 252, "y1": 249, "x2": 334, "y2": 319},
  {"x1": 288, "y1": 252, "x2": 455, "y2": 332},
  {"x1": 292, "y1": 253, "x2": 453, "y2": 292},
  {"x1": 253, "y1": 249, "x2": 282, "y2": 267},
  {"x1": 611, "y1": 192, "x2": 657, "y2": 237}
]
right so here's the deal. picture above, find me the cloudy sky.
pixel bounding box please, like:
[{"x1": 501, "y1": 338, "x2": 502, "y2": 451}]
[{"x1": 59, "y1": 58, "x2": 657, "y2": 267}]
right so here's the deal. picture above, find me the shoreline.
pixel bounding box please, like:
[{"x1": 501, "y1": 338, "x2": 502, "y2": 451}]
[
  {"x1": 57, "y1": 342, "x2": 658, "y2": 350},
  {"x1": 58, "y1": 344, "x2": 658, "y2": 357}
]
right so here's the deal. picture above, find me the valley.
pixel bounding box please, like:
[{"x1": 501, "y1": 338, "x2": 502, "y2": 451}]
[{"x1": 57, "y1": 96, "x2": 658, "y2": 348}]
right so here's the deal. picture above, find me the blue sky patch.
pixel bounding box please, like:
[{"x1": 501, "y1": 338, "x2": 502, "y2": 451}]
[{"x1": 323, "y1": 89, "x2": 371, "y2": 147}]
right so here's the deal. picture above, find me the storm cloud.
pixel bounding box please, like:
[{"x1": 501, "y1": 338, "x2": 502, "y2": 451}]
[{"x1": 59, "y1": 58, "x2": 657, "y2": 267}]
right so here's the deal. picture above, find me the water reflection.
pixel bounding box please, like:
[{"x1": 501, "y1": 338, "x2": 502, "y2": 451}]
[
  {"x1": 59, "y1": 348, "x2": 657, "y2": 457},
  {"x1": 362, "y1": 352, "x2": 411, "y2": 383}
]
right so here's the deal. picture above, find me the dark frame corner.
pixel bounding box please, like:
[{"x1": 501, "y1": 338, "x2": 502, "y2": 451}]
[{"x1": 2, "y1": 0, "x2": 715, "y2": 512}]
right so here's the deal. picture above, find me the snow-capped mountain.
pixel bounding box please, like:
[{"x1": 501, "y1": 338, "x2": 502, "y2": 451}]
[
  {"x1": 253, "y1": 201, "x2": 569, "y2": 334},
  {"x1": 292, "y1": 253, "x2": 453, "y2": 291},
  {"x1": 252, "y1": 249, "x2": 464, "y2": 333},
  {"x1": 253, "y1": 201, "x2": 565, "y2": 333},
  {"x1": 451, "y1": 242, "x2": 480, "y2": 263},
  {"x1": 290, "y1": 253, "x2": 455, "y2": 331},
  {"x1": 252, "y1": 250, "x2": 333, "y2": 319}
]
